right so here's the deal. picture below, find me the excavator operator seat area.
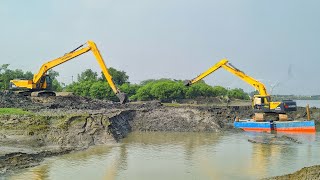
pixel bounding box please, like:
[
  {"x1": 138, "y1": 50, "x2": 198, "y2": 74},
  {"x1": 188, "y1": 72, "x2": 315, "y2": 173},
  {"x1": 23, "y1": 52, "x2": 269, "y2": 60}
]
[
  {"x1": 254, "y1": 97, "x2": 262, "y2": 105},
  {"x1": 253, "y1": 96, "x2": 270, "y2": 112},
  {"x1": 253, "y1": 97, "x2": 264, "y2": 111}
]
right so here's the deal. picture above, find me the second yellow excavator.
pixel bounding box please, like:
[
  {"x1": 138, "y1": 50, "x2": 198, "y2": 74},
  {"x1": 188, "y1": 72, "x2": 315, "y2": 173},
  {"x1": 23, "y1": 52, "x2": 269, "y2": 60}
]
[
  {"x1": 9, "y1": 41, "x2": 128, "y2": 104},
  {"x1": 185, "y1": 59, "x2": 297, "y2": 114}
]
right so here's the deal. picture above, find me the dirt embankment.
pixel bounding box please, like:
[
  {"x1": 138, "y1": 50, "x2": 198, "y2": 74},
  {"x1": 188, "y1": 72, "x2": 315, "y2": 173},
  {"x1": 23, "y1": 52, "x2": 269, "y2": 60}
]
[
  {"x1": 0, "y1": 92, "x2": 255, "y2": 174},
  {"x1": 0, "y1": 110, "x2": 132, "y2": 174},
  {"x1": 1, "y1": 92, "x2": 320, "y2": 176}
]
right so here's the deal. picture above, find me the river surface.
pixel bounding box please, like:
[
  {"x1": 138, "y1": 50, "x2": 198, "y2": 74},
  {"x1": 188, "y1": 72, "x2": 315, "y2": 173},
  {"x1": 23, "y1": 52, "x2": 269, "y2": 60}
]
[
  {"x1": 295, "y1": 100, "x2": 320, "y2": 108},
  {"x1": 5, "y1": 131, "x2": 320, "y2": 180}
]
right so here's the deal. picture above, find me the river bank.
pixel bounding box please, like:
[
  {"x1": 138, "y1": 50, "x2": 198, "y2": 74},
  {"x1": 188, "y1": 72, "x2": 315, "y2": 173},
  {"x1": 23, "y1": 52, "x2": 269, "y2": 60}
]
[
  {"x1": 0, "y1": 93, "x2": 253, "y2": 175},
  {"x1": 0, "y1": 92, "x2": 319, "y2": 179}
]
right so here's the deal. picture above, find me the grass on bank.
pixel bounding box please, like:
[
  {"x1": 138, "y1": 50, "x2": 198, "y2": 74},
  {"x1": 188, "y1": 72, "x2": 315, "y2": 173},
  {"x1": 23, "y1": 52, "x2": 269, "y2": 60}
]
[{"x1": 0, "y1": 108, "x2": 33, "y2": 115}]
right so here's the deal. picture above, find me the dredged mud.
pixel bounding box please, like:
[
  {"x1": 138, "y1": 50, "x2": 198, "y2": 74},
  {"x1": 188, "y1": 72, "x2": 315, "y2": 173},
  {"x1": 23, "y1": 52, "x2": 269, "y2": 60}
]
[{"x1": 0, "y1": 92, "x2": 319, "y2": 177}]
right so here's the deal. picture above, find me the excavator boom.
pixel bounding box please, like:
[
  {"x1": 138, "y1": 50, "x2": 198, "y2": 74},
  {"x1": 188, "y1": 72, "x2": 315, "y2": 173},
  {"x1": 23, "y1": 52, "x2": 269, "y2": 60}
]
[
  {"x1": 185, "y1": 58, "x2": 296, "y2": 114},
  {"x1": 10, "y1": 40, "x2": 128, "y2": 104},
  {"x1": 185, "y1": 59, "x2": 268, "y2": 96},
  {"x1": 185, "y1": 59, "x2": 228, "y2": 86}
]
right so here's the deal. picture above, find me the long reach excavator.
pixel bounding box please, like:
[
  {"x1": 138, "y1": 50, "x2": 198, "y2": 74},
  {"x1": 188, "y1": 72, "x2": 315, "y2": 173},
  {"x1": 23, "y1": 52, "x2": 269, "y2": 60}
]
[
  {"x1": 9, "y1": 40, "x2": 128, "y2": 104},
  {"x1": 185, "y1": 59, "x2": 297, "y2": 119}
]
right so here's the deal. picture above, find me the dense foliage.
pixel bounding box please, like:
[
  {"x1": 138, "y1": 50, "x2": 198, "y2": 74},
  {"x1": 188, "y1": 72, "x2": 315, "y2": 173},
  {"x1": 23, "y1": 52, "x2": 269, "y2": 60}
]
[
  {"x1": 0, "y1": 64, "x2": 250, "y2": 102},
  {"x1": 67, "y1": 73, "x2": 250, "y2": 102}
]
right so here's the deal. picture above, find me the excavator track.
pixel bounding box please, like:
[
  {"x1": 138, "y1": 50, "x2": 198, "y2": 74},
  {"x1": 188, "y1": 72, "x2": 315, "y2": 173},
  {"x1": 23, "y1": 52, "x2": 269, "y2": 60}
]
[{"x1": 31, "y1": 91, "x2": 56, "y2": 97}]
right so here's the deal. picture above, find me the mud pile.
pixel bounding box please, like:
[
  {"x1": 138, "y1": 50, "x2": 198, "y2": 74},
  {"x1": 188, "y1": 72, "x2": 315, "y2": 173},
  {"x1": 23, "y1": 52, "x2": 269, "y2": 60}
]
[
  {"x1": 0, "y1": 92, "x2": 35, "y2": 109},
  {"x1": 130, "y1": 105, "x2": 251, "y2": 132},
  {"x1": 0, "y1": 111, "x2": 132, "y2": 174},
  {"x1": 0, "y1": 92, "x2": 120, "y2": 110},
  {"x1": 265, "y1": 165, "x2": 320, "y2": 180},
  {"x1": 6, "y1": 93, "x2": 319, "y2": 176}
]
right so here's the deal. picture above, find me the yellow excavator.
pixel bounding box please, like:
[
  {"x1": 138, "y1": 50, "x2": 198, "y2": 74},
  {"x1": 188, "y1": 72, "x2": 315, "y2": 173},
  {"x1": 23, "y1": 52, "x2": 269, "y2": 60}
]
[
  {"x1": 9, "y1": 40, "x2": 128, "y2": 104},
  {"x1": 185, "y1": 59, "x2": 297, "y2": 114}
]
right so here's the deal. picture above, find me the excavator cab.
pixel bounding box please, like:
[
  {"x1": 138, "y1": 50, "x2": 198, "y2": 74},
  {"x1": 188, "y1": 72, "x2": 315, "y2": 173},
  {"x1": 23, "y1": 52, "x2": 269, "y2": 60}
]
[
  {"x1": 252, "y1": 95, "x2": 271, "y2": 112},
  {"x1": 45, "y1": 75, "x2": 53, "y2": 90},
  {"x1": 252, "y1": 95, "x2": 297, "y2": 113},
  {"x1": 37, "y1": 75, "x2": 53, "y2": 90}
]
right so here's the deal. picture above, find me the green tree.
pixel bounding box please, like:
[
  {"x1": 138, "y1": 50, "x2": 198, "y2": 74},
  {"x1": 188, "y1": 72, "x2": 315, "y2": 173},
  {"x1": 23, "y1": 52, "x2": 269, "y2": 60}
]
[
  {"x1": 227, "y1": 88, "x2": 250, "y2": 100},
  {"x1": 100, "y1": 67, "x2": 129, "y2": 86},
  {"x1": 0, "y1": 64, "x2": 10, "y2": 73},
  {"x1": 133, "y1": 79, "x2": 186, "y2": 102},
  {"x1": 78, "y1": 69, "x2": 98, "y2": 82},
  {"x1": 47, "y1": 69, "x2": 60, "y2": 80},
  {"x1": 89, "y1": 81, "x2": 108, "y2": 99},
  {"x1": 140, "y1": 79, "x2": 156, "y2": 86},
  {"x1": 66, "y1": 81, "x2": 94, "y2": 97},
  {"x1": 134, "y1": 82, "x2": 154, "y2": 101},
  {"x1": 120, "y1": 83, "x2": 141, "y2": 97},
  {"x1": 24, "y1": 71, "x2": 34, "y2": 80},
  {"x1": 89, "y1": 81, "x2": 118, "y2": 101},
  {"x1": 52, "y1": 79, "x2": 63, "y2": 91},
  {"x1": 47, "y1": 69, "x2": 63, "y2": 91},
  {"x1": 212, "y1": 86, "x2": 228, "y2": 96},
  {"x1": 150, "y1": 81, "x2": 186, "y2": 101},
  {"x1": 185, "y1": 82, "x2": 215, "y2": 98}
]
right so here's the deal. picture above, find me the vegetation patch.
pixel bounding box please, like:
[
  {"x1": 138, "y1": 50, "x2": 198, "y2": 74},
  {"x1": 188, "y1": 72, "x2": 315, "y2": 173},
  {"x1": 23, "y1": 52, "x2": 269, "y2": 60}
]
[
  {"x1": 0, "y1": 64, "x2": 250, "y2": 103},
  {"x1": 0, "y1": 108, "x2": 33, "y2": 115},
  {"x1": 55, "y1": 114, "x2": 89, "y2": 130}
]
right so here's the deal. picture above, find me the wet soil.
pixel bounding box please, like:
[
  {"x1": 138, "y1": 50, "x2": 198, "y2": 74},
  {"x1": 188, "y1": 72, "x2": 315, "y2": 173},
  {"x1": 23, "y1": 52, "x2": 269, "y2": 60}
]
[
  {"x1": 264, "y1": 165, "x2": 320, "y2": 180},
  {"x1": 0, "y1": 92, "x2": 319, "y2": 177}
]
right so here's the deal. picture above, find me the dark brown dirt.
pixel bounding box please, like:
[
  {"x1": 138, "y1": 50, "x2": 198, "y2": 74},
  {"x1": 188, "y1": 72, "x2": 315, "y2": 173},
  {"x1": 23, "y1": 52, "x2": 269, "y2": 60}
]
[
  {"x1": 1, "y1": 92, "x2": 319, "y2": 177},
  {"x1": 0, "y1": 93, "x2": 254, "y2": 175}
]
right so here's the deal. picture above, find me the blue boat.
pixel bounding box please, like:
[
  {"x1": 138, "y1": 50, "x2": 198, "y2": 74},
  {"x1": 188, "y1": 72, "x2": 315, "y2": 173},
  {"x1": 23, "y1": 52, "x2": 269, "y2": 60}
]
[{"x1": 234, "y1": 120, "x2": 316, "y2": 133}]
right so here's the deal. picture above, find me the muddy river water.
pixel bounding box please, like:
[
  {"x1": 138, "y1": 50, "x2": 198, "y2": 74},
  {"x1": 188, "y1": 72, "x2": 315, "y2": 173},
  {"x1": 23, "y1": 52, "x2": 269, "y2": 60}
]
[{"x1": 6, "y1": 131, "x2": 320, "y2": 180}]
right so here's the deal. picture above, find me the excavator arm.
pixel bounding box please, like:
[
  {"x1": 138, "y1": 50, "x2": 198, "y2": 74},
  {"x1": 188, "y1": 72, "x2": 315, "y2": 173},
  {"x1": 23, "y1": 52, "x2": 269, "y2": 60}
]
[
  {"x1": 184, "y1": 59, "x2": 229, "y2": 86},
  {"x1": 32, "y1": 43, "x2": 91, "y2": 85},
  {"x1": 185, "y1": 58, "x2": 297, "y2": 114},
  {"x1": 185, "y1": 59, "x2": 268, "y2": 96},
  {"x1": 10, "y1": 40, "x2": 128, "y2": 104}
]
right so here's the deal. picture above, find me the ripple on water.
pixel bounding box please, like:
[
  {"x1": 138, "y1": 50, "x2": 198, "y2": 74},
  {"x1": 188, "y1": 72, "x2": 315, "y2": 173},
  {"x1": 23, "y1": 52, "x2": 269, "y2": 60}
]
[{"x1": 5, "y1": 132, "x2": 320, "y2": 180}]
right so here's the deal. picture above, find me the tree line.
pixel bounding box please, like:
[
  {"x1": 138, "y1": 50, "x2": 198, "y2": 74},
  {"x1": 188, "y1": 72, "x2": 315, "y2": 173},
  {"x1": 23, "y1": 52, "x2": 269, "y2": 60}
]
[{"x1": 0, "y1": 64, "x2": 250, "y2": 102}]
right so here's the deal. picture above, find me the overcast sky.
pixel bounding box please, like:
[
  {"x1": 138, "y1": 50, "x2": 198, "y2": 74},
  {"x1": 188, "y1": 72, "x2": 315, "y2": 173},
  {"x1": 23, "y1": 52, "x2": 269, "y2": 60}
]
[{"x1": 1, "y1": 0, "x2": 319, "y2": 95}]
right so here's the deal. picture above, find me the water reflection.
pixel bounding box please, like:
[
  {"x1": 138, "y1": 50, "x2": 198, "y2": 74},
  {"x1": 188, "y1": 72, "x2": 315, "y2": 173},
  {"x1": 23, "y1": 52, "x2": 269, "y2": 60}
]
[
  {"x1": 8, "y1": 145, "x2": 116, "y2": 180},
  {"x1": 6, "y1": 132, "x2": 320, "y2": 180},
  {"x1": 9, "y1": 164, "x2": 50, "y2": 180},
  {"x1": 249, "y1": 144, "x2": 281, "y2": 177},
  {"x1": 103, "y1": 144, "x2": 128, "y2": 179},
  {"x1": 115, "y1": 132, "x2": 223, "y2": 180}
]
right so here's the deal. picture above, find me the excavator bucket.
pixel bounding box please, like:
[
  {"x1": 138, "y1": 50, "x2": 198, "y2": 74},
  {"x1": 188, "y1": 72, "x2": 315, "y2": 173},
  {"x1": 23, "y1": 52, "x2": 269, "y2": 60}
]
[
  {"x1": 184, "y1": 80, "x2": 192, "y2": 86},
  {"x1": 117, "y1": 92, "x2": 128, "y2": 104}
]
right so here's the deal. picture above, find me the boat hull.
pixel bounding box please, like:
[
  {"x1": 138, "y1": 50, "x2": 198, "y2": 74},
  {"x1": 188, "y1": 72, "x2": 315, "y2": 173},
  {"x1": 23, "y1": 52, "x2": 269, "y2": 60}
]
[{"x1": 234, "y1": 120, "x2": 316, "y2": 133}]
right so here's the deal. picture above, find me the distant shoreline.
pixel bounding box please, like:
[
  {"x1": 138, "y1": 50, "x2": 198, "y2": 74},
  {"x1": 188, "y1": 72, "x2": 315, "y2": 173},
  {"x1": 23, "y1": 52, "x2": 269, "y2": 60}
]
[{"x1": 271, "y1": 95, "x2": 320, "y2": 101}]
